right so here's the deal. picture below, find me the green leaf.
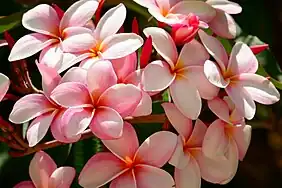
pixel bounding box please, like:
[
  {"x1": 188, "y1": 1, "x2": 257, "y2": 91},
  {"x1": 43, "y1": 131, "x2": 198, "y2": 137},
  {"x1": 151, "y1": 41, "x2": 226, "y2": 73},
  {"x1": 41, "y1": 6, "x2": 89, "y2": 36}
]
[{"x1": 0, "y1": 11, "x2": 23, "y2": 33}]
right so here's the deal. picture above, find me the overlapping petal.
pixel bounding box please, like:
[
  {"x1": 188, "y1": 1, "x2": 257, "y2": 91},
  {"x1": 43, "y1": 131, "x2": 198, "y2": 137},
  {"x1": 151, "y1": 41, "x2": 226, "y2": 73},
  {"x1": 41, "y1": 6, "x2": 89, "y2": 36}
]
[
  {"x1": 48, "y1": 167, "x2": 76, "y2": 188},
  {"x1": 204, "y1": 60, "x2": 229, "y2": 88},
  {"x1": 0, "y1": 73, "x2": 10, "y2": 102}
]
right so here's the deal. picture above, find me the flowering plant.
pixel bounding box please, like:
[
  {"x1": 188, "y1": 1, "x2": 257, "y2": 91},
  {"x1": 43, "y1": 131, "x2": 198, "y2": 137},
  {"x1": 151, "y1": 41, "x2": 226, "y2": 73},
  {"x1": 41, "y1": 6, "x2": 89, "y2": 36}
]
[{"x1": 0, "y1": 0, "x2": 281, "y2": 187}]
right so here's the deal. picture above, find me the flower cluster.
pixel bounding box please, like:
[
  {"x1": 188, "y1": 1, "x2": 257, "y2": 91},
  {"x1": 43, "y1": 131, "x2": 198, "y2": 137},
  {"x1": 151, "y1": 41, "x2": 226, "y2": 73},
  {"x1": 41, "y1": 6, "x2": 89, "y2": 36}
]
[{"x1": 0, "y1": 0, "x2": 279, "y2": 188}]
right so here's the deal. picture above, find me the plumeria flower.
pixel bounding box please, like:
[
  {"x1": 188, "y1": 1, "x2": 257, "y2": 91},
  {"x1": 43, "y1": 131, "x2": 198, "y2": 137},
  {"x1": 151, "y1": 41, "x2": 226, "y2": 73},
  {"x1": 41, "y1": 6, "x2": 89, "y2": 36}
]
[
  {"x1": 199, "y1": 30, "x2": 280, "y2": 120},
  {"x1": 62, "y1": 3, "x2": 144, "y2": 69},
  {"x1": 78, "y1": 122, "x2": 177, "y2": 188},
  {"x1": 142, "y1": 27, "x2": 219, "y2": 119},
  {"x1": 133, "y1": 0, "x2": 216, "y2": 25},
  {"x1": 0, "y1": 73, "x2": 10, "y2": 102},
  {"x1": 50, "y1": 60, "x2": 142, "y2": 140},
  {"x1": 201, "y1": 96, "x2": 252, "y2": 183},
  {"x1": 9, "y1": 63, "x2": 87, "y2": 146},
  {"x1": 163, "y1": 102, "x2": 238, "y2": 187},
  {"x1": 206, "y1": 0, "x2": 242, "y2": 38},
  {"x1": 8, "y1": 0, "x2": 99, "y2": 73},
  {"x1": 14, "y1": 151, "x2": 75, "y2": 188},
  {"x1": 111, "y1": 52, "x2": 152, "y2": 117}
]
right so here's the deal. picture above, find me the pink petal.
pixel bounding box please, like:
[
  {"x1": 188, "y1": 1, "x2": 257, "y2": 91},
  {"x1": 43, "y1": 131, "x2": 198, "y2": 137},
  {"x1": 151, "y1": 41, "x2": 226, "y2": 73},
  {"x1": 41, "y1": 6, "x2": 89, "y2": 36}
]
[
  {"x1": 174, "y1": 157, "x2": 201, "y2": 188},
  {"x1": 162, "y1": 102, "x2": 193, "y2": 140},
  {"x1": 208, "y1": 9, "x2": 237, "y2": 39},
  {"x1": 60, "y1": 67, "x2": 87, "y2": 85},
  {"x1": 27, "y1": 111, "x2": 56, "y2": 147},
  {"x1": 9, "y1": 94, "x2": 55, "y2": 124},
  {"x1": 169, "y1": 136, "x2": 190, "y2": 169},
  {"x1": 225, "y1": 83, "x2": 256, "y2": 120},
  {"x1": 186, "y1": 119, "x2": 207, "y2": 147},
  {"x1": 135, "y1": 164, "x2": 175, "y2": 188},
  {"x1": 90, "y1": 107, "x2": 123, "y2": 139},
  {"x1": 98, "y1": 84, "x2": 142, "y2": 117},
  {"x1": 100, "y1": 33, "x2": 144, "y2": 59},
  {"x1": 198, "y1": 30, "x2": 228, "y2": 70},
  {"x1": 134, "y1": 131, "x2": 177, "y2": 167},
  {"x1": 49, "y1": 167, "x2": 76, "y2": 188},
  {"x1": 14, "y1": 181, "x2": 35, "y2": 188},
  {"x1": 102, "y1": 122, "x2": 139, "y2": 161},
  {"x1": 39, "y1": 43, "x2": 64, "y2": 72},
  {"x1": 29, "y1": 151, "x2": 57, "y2": 188},
  {"x1": 0, "y1": 40, "x2": 7, "y2": 47},
  {"x1": 148, "y1": 7, "x2": 185, "y2": 25},
  {"x1": 206, "y1": 0, "x2": 242, "y2": 14},
  {"x1": 59, "y1": 0, "x2": 99, "y2": 30},
  {"x1": 176, "y1": 39, "x2": 209, "y2": 68},
  {"x1": 110, "y1": 170, "x2": 137, "y2": 188},
  {"x1": 22, "y1": 4, "x2": 59, "y2": 37},
  {"x1": 227, "y1": 42, "x2": 258, "y2": 74},
  {"x1": 204, "y1": 60, "x2": 229, "y2": 88},
  {"x1": 170, "y1": 77, "x2": 201, "y2": 120},
  {"x1": 183, "y1": 66, "x2": 219, "y2": 99},
  {"x1": 79, "y1": 56, "x2": 100, "y2": 69},
  {"x1": 94, "y1": 3, "x2": 126, "y2": 41},
  {"x1": 57, "y1": 52, "x2": 87, "y2": 73},
  {"x1": 202, "y1": 119, "x2": 229, "y2": 158},
  {"x1": 124, "y1": 69, "x2": 143, "y2": 87},
  {"x1": 61, "y1": 108, "x2": 93, "y2": 138},
  {"x1": 232, "y1": 124, "x2": 252, "y2": 160},
  {"x1": 37, "y1": 63, "x2": 61, "y2": 96},
  {"x1": 142, "y1": 60, "x2": 175, "y2": 92},
  {"x1": 87, "y1": 60, "x2": 117, "y2": 99},
  {"x1": 50, "y1": 82, "x2": 92, "y2": 108},
  {"x1": 171, "y1": 1, "x2": 216, "y2": 23},
  {"x1": 8, "y1": 33, "x2": 56, "y2": 62},
  {"x1": 132, "y1": 0, "x2": 156, "y2": 9},
  {"x1": 143, "y1": 27, "x2": 177, "y2": 68},
  {"x1": 78, "y1": 152, "x2": 126, "y2": 188},
  {"x1": 111, "y1": 52, "x2": 137, "y2": 82},
  {"x1": 208, "y1": 97, "x2": 231, "y2": 123},
  {"x1": 130, "y1": 91, "x2": 152, "y2": 117},
  {"x1": 0, "y1": 73, "x2": 10, "y2": 102}
]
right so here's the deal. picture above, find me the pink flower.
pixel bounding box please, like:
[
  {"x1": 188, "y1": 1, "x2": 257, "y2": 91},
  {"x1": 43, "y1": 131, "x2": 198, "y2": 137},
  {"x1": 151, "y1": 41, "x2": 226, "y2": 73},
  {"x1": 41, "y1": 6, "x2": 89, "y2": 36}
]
[
  {"x1": 111, "y1": 53, "x2": 152, "y2": 117},
  {"x1": 50, "y1": 60, "x2": 142, "y2": 140},
  {"x1": 206, "y1": 0, "x2": 242, "y2": 38},
  {"x1": 142, "y1": 27, "x2": 219, "y2": 119},
  {"x1": 199, "y1": 30, "x2": 280, "y2": 120},
  {"x1": 162, "y1": 102, "x2": 238, "y2": 187},
  {"x1": 8, "y1": 0, "x2": 99, "y2": 73},
  {"x1": 0, "y1": 73, "x2": 10, "y2": 102},
  {"x1": 78, "y1": 122, "x2": 177, "y2": 188},
  {"x1": 62, "y1": 3, "x2": 144, "y2": 69},
  {"x1": 9, "y1": 63, "x2": 87, "y2": 146},
  {"x1": 133, "y1": 0, "x2": 216, "y2": 25},
  {"x1": 14, "y1": 151, "x2": 75, "y2": 188}
]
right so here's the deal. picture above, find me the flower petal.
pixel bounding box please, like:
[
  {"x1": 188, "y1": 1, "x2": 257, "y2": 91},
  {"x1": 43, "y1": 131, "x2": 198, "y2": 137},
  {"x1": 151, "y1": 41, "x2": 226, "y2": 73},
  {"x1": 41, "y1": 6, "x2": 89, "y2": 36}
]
[
  {"x1": 208, "y1": 97, "x2": 231, "y2": 123},
  {"x1": 102, "y1": 122, "x2": 139, "y2": 161},
  {"x1": 0, "y1": 73, "x2": 10, "y2": 102},
  {"x1": 8, "y1": 33, "x2": 56, "y2": 62},
  {"x1": 170, "y1": 77, "x2": 201, "y2": 120},
  {"x1": 198, "y1": 30, "x2": 228, "y2": 70},
  {"x1": 142, "y1": 60, "x2": 175, "y2": 92},
  {"x1": 227, "y1": 42, "x2": 258, "y2": 74},
  {"x1": 95, "y1": 3, "x2": 126, "y2": 41},
  {"x1": 143, "y1": 27, "x2": 177, "y2": 68},
  {"x1": 186, "y1": 119, "x2": 207, "y2": 148},
  {"x1": 169, "y1": 136, "x2": 190, "y2": 169},
  {"x1": 176, "y1": 39, "x2": 209, "y2": 68},
  {"x1": 50, "y1": 82, "x2": 92, "y2": 108},
  {"x1": 79, "y1": 152, "x2": 126, "y2": 188},
  {"x1": 130, "y1": 91, "x2": 152, "y2": 117},
  {"x1": 27, "y1": 111, "x2": 56, "y2": 147},
  {"x1": 225, "y1": 83, "x2": 256, "y2": 120},
  {"x1": 101, "y1": 33, "x2": 144, "y2": 59},
  {"x1": 22, "y1": 4, "x2": 59, "y2": 36},
  {"x1": 162, "y1": 102, "x2": 193, "y2": 140},
  {"x1": 98, "y1": 84, "x2": 142, "y2": 117},
  {"x1": 29, "y1": 151, "x2": 57, "y2": 188},
  {"x1": 232, "y1": 124, "x2": 252, "y2": 160},
  {"x1": 110, "y1": 170, "x2": 137, "y2": 188},
  {"x1": 49, "y1": 167, "x2": 76, "y2": 188},
  {"x1": 90, "y1": 107, "x2": 123, "y2": 139},
  {"x1": 206, "y1": 0, "x2": 242, "y2": 14},
  {"x1": 60, "y1": 67, "x2": 87, "y2": 84},
  {"x1": 87, "y1": 60, "x2": 117, "y2": 99},
  {"x1": 60, "y1": 0, "x2": 99, "y2": 30},
  {"x1": 135, "y1": 164, "x2": 175, "y2": 188},
  {"x1": 9, "y1": 94, "x2": 55, "y2": 124},
  {"x1": 39, "y1": 43, "x2": 64, "y2": 72},
  {"x1": 204, "y1": 60, "x2": 229, "y2": 88},
  {"x1": 132, "y1": 0, "x2": 156, "y2": 9},
  {"x1": 134, "y1": 131, "x2": 177, "y2": 167},
  {"x1": 14, "y1": 181, "x2": 35, "y2": 188}
]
